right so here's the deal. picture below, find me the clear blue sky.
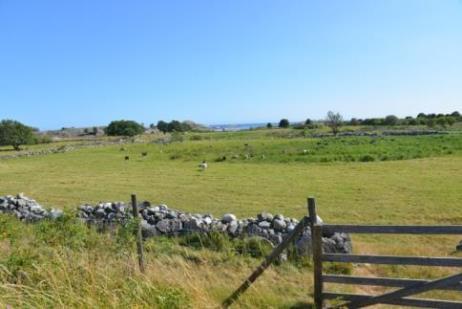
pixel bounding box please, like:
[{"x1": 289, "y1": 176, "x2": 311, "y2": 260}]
[{"x1": 1, "y1": 0, "x2": 461, "y2": 129}]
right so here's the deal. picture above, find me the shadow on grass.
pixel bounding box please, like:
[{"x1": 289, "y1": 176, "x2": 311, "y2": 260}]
[{"x1": 287, "y1": 302, "x2": 315, "y2": 309}]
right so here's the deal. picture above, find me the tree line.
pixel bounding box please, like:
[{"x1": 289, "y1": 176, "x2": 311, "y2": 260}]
[
  {"x1": 104, "y1": 120, "x2": 201, "y2": 136},
  {"x1": 1, "y1": 111, "x2": 460, "y2": 149},
  {"x1": 348, "y1": 112, "x2": 460, "y2": 127},
  {"x1": 274, "y1": 111, "x2": 461, "y2": 134}
]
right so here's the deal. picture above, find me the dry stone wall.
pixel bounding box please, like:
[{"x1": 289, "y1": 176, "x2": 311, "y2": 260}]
[{"x1": 0, "y1": 194, "x2": 353, "y2": 256}]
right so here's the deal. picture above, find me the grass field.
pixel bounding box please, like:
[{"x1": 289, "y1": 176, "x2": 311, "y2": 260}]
[{"x1": 1, "y1": 131, "x2": 462, "y2": 308}]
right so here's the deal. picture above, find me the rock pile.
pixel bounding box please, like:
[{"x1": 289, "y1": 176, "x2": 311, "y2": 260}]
[
  {"x1": 0, "y1": 193, "x2": 63, "y2": 221},
  {"x1": 77, "y1": 201, "x2": 352, "y2": 255}
]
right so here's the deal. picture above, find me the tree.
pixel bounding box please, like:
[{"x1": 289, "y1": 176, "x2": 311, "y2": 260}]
[
  {"x1": 167, "y1": 120, "x2": 182, "y2": 132},
  {"x1": 305, "y1": 118, "x2": 312, "y2": 126},
  {"x1": 92, "y1": 127, "x2": 98, "y2": 135},
  {"x1": 156, "y1": 120, "x2": 169, "y2": 133},
  {"x1": 278, "y1": 119, "x2": 289, "y2": 128},
  {"x1": 349, "y1": 118, "x2": 360, "y2": 126},
  {"x1": 105, "y1": 120, "x2": 145, "y2": 136},
  {"x1": 446, "y1": 117, "x2": 456, "y2": 126},
  {"x1": 179, "y1": 121, "x2": 192, "y2": 132},
  {"x1": 325, "y1": 111, "x2": 343, "y2": 135},
  {"x1": 266, "y1": 122, "x2": 272, "y2": 129},
  {"x1": 436, "y1": 117, "x2": 448, "y2": 128},
  {"x1": 384, "y1": 115, "x2": 399, "y2": 126},
  {"x1": 0, "y1": 119, "x2": 35, "y2": 150}
]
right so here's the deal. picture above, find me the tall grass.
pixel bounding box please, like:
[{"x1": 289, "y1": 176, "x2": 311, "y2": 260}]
[{"x1": 0, "y1": 215, "x2": 316, "y2": 308}]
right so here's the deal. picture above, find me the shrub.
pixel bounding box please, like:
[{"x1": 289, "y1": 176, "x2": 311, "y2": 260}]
[
  {"x1": 359, "y1": 154, "x2": 375, "y2": 162},
  {"x1": 34, "y1": 215, "x2": 90, "y2": 249},
  {"x1": 278, "y1": 119, "x2": 290, "y2": 128},
  {"x1": 379, "y1": 155, "x2": 389, "y2": 161},
  {"x1": 384, "y1": 115, "x2": 399, "y2": 126},
  {"x1": 105, "y1": 120, "x2": 145, "y2": 137}
]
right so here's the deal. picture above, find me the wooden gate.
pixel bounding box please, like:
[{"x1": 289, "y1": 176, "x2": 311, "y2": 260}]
[{"x1": 313, "y1": 224, "x2": 462, "y2": 308}]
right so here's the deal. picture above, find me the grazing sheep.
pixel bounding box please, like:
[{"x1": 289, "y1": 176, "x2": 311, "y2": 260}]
[
  {"x1": 141, "y1": 152, "x2": 148, "y2": 157},
  {"x1": 198, "y1": 160, "x2": 208, "y2": 170},
  {"x1": 124, "y1": 156, "x2": 130, "y2": 161}
]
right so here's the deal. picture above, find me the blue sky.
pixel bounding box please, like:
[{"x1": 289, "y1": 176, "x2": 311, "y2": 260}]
[{"x1": 0, "y1": 0, "x2": 461, "y2": 129}]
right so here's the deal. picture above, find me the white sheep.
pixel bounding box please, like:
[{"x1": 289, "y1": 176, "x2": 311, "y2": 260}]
[{"x1": 198, "y1": 160, "x2": 208, "y2": 170}]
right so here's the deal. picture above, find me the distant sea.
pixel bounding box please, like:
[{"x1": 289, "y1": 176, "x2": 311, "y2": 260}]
[{"x1": 208, "y1": 123, "x2": 269, "y2": 131}]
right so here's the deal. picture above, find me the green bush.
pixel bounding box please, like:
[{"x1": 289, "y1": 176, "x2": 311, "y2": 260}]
[
  {"x1": 359, "y1": 154, "x2": 375, "y2": 162},
  {"x1": 34, "y1": 215, "x2": 95, "y2": 249},
  {"x1": 279, "y1": 119, "x2": 290, "y2": 128},
  {"x1": 105, "y1": 120, "x2": 145, "y2": 137}
]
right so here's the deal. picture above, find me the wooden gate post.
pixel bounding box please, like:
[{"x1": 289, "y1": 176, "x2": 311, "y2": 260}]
[
  {"x1": 308, "y1": 197, "x2": 323, "y2": 307},
  {"x1": 131, "y1": 194, "x2": 146, "y2": 273},
  {"x1": 308, "y1": 197, "x2": 317, "y2": 226},
  {"x1": 312, "y1": 224, "x2": 323, "y2": 309}
]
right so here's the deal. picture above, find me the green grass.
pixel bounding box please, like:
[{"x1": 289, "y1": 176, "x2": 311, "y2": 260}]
[
  {"x1": 160, "y1": 132, "x2": 462, "y2": 163},
  {"x1": 0, "y1": 131, "x2": 462, "y2": 307},
  {"x1": 1, "y1": 134, "x2": 461, "y2": 221}
]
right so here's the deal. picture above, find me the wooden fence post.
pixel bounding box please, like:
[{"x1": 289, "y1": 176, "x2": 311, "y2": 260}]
[
  {"x1": 308, "y1": 197, "x2": 317, "y2": 226},
  {"x1": 313, "y1": 223, "x2": 323, "y2": 309},
  {"x1": 131, "y1": 194, "x2": 145, "y2": 273}
]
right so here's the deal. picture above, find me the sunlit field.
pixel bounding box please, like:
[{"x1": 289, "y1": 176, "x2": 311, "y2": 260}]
[{"x1": 1, "y1": 131, "x2": 461, "y2": 307}]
